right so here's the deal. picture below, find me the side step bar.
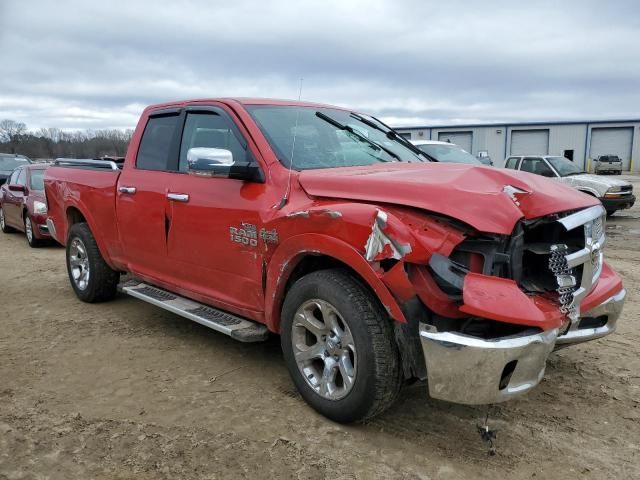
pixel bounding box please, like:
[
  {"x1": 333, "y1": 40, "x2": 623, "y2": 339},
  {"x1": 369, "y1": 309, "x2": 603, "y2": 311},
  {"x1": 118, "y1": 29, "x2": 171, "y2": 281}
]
[{"x1": 118, "y1": 280, "x2": 269, "y2": 343}]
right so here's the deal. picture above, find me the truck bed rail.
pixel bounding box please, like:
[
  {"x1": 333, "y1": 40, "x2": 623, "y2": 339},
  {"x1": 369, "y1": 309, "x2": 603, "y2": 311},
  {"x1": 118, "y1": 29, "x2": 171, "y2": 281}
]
[{"x1": 53, "y1": 158, "x2": 122, "y2": 170}]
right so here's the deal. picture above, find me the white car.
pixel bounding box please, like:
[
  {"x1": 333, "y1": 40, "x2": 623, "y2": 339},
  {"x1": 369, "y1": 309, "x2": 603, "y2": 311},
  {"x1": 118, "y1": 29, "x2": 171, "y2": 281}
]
[
  {"x1": 410, "y1": 140, "x2": 483, "y2": 165},
  {"x1": 505, "y1": 155, "x2": 635, "y2": 215}
]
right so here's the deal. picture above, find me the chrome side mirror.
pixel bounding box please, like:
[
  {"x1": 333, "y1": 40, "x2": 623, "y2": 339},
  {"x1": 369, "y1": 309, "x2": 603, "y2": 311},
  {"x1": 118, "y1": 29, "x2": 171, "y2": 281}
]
[
  {"x1": 187, "y1": 147, "x2": 234, "y2": 176},
  {"x1": 186, "y1": 147, "x2": 265, "y2": 182}
]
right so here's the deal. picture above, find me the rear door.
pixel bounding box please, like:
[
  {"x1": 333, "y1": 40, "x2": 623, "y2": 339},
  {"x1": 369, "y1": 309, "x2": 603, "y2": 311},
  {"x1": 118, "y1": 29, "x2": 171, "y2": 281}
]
[
  {"x1": 116, "y1": 110, "x2": 181, "y2": 282},
  {"x1": 165, "y1": 106, "x2": 268, "y2": 313},
  {"x1": 4, "y1": 168, "x2": 26, "y2": 228}
]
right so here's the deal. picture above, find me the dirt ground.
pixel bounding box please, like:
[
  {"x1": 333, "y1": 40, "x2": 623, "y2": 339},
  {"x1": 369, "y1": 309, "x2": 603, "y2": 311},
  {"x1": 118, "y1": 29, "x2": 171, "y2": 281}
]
[{"x1": 1, "y1": 178, "x2": 639, "y2": 480}]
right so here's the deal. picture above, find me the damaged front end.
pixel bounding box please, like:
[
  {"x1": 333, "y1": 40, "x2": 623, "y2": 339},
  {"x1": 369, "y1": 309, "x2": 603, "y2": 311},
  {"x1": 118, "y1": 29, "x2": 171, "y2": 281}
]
[{"x1": 370, "y1": 204, "x2": 626, "y2": 405}]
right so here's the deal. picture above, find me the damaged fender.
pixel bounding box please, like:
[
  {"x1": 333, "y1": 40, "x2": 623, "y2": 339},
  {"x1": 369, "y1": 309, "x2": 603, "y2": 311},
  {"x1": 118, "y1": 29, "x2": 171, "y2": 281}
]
[{"x1": 264, "y1": 233, "x2": 408, "y2": 332}]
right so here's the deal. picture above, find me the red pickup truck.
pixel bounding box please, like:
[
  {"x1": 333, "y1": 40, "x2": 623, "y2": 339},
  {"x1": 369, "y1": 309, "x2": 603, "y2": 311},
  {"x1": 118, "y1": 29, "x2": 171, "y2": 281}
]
[{"x1": 44, "y1": 98, "x2": 626, "y2": 423}]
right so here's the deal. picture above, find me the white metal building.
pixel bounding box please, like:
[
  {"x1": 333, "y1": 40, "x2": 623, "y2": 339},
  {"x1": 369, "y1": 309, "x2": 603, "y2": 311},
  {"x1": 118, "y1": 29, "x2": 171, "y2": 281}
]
[{"x1": 394, "y1": 119, "x2": 640, "y2": 172}]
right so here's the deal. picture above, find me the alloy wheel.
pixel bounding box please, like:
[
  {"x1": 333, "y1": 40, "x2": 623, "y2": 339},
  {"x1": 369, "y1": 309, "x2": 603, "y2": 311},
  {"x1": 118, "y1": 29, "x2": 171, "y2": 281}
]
[
  {"x1": 69, "y1": 237, "x2": 90, "y2": 290},
  {"x1": 291, "y1": 299, "x2": 357, "y2": 400},
  {"x1": 25, "y1": 217, "x2": 33, "y2": 242}
]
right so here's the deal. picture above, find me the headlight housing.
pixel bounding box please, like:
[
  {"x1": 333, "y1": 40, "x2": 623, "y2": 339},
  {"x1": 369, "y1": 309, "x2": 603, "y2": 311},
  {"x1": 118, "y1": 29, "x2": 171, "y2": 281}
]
[{"x1": 33, "y1": 200, "x2": 47, "y2": 214}]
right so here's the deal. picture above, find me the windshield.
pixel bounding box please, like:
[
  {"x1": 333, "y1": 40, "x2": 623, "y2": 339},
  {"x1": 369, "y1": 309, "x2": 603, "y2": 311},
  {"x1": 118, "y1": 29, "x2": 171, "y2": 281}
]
[
  {"x1": 29, "y1": 169, "x2": 45, "y2": 190},
  {"x1": 0, "y1": 157, "x2": 30, "y2": 172},
  {"x1": 246, "y1": 106, "x2": 425, "y2": 170},
  {"x1": 546, "y1": 156, "x2": 584, "y2": 176},
  {"x1": 415, "y1": 143, "x2": 481, "y2": 165}
]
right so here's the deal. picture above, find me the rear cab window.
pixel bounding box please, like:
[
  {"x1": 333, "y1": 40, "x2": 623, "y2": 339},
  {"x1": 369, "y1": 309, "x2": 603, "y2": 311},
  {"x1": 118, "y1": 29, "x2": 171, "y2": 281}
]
[
  {"x1": 136, "y1": 113, "x2": 180, "y2": 171},
  {"x1": 505, "y1": 157, "x2": 520, "y2": 169}
]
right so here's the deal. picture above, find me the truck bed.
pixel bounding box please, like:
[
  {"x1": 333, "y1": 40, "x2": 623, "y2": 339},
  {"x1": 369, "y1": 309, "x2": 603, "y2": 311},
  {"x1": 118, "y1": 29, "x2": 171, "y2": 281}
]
[{"x1": 45, "y1": 160, "x2": 123, "y2": 267}]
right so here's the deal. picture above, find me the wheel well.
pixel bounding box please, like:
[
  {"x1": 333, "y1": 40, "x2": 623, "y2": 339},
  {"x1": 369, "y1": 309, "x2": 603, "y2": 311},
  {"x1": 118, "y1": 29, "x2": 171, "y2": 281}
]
[
  {"x1": 281, "y1": 254, "x2": 394, "y2": 326},
  {"x1": 280, "y1": 254, "x2": 421, "y2": 381},
  {"x1": 66, "y1": 207, "x2": 86, "y2": 226},
  {"x1": 285, "y1": 254, "x2": 361, "y2": 295}
]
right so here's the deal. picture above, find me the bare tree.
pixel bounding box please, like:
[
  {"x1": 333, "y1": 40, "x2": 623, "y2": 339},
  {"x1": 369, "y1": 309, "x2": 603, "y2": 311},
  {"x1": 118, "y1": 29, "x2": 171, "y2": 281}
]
[
  {"x1": 0, "y1": 119, "x2": 27, "y2": 143},
  {"x1": 0, "y1": 119, "x2": 132, "y2": 159}
]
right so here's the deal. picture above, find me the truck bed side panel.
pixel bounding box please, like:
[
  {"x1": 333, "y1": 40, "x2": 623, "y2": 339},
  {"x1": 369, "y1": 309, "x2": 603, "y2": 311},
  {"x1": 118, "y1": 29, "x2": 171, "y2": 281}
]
[{"x1": 45, "y1": 167, "x2": 124, "y2": 270}]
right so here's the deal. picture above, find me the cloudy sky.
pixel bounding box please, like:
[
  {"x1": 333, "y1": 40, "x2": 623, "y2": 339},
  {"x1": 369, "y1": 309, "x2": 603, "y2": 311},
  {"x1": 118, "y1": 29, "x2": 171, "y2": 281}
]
[{"x1": 1, "y1": 0, "x2": 639, "y2": 130}]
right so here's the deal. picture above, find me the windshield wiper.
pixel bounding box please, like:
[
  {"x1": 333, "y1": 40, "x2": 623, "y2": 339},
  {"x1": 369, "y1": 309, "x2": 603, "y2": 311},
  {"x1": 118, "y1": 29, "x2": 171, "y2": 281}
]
[
  {"x1": 354, "y1": 113, "x2": 432, "y2": 161},
  {"x1": 315, "y1": 111, "x2": 399, "y2": 161},
  {"x1": 564, "y1": 171, "x2": 586, "y2": 176}
]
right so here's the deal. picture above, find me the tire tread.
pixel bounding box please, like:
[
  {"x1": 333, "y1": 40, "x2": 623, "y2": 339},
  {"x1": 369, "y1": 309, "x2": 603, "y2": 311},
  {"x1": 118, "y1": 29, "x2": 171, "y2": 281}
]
[
  {"x1": 67, "y1": 222, "x2": 119, "y2": 302},
  {"x1": 282, "y1": 268, "x2": 402, "y2": 422}
]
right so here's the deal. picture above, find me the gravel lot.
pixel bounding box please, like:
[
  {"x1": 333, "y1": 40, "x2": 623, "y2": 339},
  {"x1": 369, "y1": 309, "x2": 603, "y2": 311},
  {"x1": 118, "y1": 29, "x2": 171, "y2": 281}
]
[{"x1": 1, "y1": 177, "x2": 639, "y2": 479}]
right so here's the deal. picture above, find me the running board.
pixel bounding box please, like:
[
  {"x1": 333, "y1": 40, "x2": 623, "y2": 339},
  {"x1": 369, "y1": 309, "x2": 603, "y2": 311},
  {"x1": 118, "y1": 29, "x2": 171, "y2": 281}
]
[{"x1": 118, "y1": 280, "x2": 269, "y2": 342}]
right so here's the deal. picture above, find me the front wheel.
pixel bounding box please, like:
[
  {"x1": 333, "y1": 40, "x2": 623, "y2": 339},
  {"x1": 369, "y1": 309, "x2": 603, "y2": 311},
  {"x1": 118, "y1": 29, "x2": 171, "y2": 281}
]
[
  {"x1": 66, "y1": 222, "x2": 119, "y2": 302},
  {"x1": 280, "y1": 269, "x2": 402, "y2": 423},
  {"x1": 25, "y1": 215, "x2": 44, "y2": 248}
]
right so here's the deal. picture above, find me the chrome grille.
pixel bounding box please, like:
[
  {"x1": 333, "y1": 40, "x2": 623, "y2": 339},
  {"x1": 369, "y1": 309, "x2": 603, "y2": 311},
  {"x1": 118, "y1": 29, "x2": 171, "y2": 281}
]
[
  {"x1": 548, "y1": 244, "x2": 576, "y2": 315},
  {"x1": 551, "y1": 205, "x2": 606, "y2": 322},
  {"x1": 592, "y1": 216, "x2": 604, "y2": 242}
]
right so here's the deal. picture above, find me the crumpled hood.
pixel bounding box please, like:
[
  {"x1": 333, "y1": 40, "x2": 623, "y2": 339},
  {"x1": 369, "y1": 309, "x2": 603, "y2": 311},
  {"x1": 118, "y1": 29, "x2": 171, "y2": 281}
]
[{"x1": 298, "y1": 163, "x2": 599, "y2": 235}]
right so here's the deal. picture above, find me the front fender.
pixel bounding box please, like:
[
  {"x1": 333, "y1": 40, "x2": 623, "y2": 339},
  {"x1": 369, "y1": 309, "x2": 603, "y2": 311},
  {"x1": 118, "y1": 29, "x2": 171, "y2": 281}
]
[
  {"x1": 264, "y1": 233, "x2": 407, "y2": 333},
  {"x1": 576, "y1": 186, "x2": 602, "y2": 197}
]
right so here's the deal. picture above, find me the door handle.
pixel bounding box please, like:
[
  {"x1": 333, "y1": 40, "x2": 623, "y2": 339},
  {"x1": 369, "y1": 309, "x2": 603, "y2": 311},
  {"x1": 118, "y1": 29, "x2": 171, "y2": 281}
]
[
  {"x1": 118, "y1": 186, "x2": 137, "y2": 194},
  {"x1": 167, "y1": 193, "x2": 189, "y2": 203}
]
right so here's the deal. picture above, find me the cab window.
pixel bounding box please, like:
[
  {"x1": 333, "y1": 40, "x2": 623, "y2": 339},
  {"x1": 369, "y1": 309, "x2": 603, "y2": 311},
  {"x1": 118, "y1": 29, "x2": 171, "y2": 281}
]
[
  {"x1": 29, "y1": 169, "x2": 45, "y2": 190},
  {"x1": 520, "y1": 157, "x2": 555, "y2": 177},
  {"x1": 136, "y1": 113, "x2": 180, "y2": 171},
  {"x1": 16, "y1": 168, "x2": 27, "y2": 186},
  {"x1": 8, "y1": 169, "x2": 20, "y2": 185},
  {"x1": 505, "y1": 157, "x2": 520, "y2": 169},
  {"x1": 178, "y1": 112, "x2": 247, "y2": 172}
]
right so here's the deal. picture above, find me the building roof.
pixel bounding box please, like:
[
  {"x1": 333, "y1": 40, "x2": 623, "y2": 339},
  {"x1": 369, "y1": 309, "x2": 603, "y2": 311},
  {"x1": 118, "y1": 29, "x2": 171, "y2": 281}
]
[{"x1": 394, "y1": 118, "x2": 640, "y2": 130}]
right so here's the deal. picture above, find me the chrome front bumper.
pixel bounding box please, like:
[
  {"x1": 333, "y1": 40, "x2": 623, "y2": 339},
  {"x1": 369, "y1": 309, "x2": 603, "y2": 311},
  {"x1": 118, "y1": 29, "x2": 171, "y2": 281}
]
[{"x1": 419, "y1": 289, "x2": 626, "y2": 405}]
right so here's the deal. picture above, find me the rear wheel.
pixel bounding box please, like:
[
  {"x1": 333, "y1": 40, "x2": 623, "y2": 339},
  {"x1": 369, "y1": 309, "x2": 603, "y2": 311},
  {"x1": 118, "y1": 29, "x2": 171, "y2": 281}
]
[
  {"x1": 0, "y1": 207, "x2": 15, "y2": 233},
  {"x1": 66, "y1": 222, "x2": 119, "y2": 302},
  {"x1": 280, "y1": 269, "x2": 402, "y2": 423}
]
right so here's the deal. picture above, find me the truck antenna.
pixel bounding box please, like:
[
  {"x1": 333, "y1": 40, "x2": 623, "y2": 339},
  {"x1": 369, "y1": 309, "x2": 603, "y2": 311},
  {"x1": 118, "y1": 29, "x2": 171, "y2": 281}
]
[{"x1": 276, "y1": 77, "x2": 303, "y2": 210}]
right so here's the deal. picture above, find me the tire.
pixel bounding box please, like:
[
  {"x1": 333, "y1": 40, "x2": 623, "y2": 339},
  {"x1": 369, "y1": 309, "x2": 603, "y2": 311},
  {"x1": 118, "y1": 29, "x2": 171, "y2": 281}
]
[
  {"x1": 606, "y1": 210, "x2": 616, "y2": 217},
  {"x1": 66, "y1": 222, "x2": 119, "y2": 302},
  {"x1": 0, "y1": 206, "x2": 15, "y2": 233},
  {"x1": 24, "y1": 214, "x2": 44, "y2": 248},
  {"x1": 280, "y1": 269, "x2": 402, "y2": 423}
]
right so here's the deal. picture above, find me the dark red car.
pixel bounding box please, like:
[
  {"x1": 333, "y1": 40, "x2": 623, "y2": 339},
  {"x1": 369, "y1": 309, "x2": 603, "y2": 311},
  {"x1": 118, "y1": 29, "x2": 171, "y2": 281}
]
[{"x1": 0, "y1": 163, "x2": 52, "y2": 247}]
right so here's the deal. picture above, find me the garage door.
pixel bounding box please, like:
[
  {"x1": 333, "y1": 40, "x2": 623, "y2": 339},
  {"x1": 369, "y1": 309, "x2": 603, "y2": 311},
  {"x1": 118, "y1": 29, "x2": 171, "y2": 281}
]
[
  {"x1": 438, "y1": 131, "x2": 472, "y2": 153},
  {"x1": 590, "y1": 127, "x2": 633, "y2": 170},
  {"x1": 510, "y1": 129, "x2": 549, "y2": 155}
]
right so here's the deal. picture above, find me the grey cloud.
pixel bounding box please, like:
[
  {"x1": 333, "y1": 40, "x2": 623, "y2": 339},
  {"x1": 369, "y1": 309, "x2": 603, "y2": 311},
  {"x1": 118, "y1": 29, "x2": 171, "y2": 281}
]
[{"x1": 1, "y1": 0, "x2": 639, "y2": 130}]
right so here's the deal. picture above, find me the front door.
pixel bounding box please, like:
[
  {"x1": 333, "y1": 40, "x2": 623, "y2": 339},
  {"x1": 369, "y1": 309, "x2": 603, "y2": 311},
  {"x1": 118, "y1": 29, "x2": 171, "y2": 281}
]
[{"x1": 165, "y1": 108, "x2": 269, "y2": 314}]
